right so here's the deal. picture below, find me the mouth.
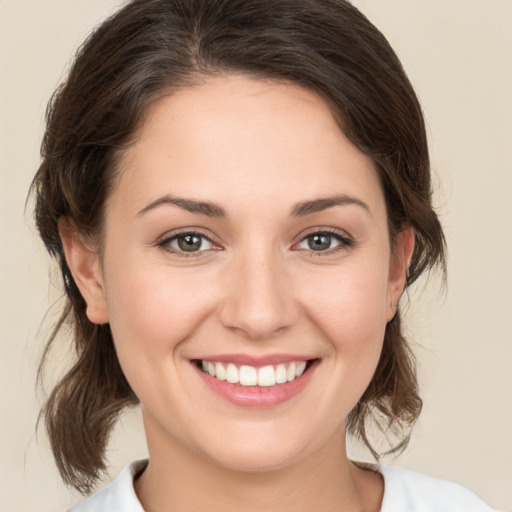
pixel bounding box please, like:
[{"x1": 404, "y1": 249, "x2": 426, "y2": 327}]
[
  {"x1": 192, "y1": 357, "x2": 319, "y2": 407},
  {"x1": 194, "y1": 359, "x2": 315, "y2": 387}
]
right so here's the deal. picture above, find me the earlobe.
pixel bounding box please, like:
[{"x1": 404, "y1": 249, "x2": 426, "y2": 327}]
[
  {"x1": 386, "y1": 227, "x2": 415, "y2": 322},
  {"x1": 58, "y1": 218, "x2": 109, "y2": 324}
]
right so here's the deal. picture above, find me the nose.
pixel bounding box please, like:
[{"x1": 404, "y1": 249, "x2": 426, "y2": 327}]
[{"x1": 218, "y1": 249, "x2": 299, "y2": 340}]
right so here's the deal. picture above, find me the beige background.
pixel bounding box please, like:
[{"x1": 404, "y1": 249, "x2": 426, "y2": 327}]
[{"x1": 1, "y1": 0, "x2": 511, "y2": 510}]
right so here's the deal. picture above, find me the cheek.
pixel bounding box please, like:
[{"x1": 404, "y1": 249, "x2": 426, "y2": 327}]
[
  {"x1": 103, "y1": 263, "x2": 221, "y2": 406},
  {"x1": 105, "y1": 264, "x2": 218, "y2": 356},
  {"x1": 297, "y1": 258, "x2": 389, "y2": 390},
  {"x1": 302, "y1": 262, "x2": 389, "y2": 338}
]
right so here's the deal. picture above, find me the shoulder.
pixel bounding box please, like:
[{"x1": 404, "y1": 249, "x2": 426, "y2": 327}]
[
  {"x1": 67, "y1": 460, "x2": 147, "y2": 512},
  {"x1": 378, "y1": 465, "x2": 494, "y2": 512}
]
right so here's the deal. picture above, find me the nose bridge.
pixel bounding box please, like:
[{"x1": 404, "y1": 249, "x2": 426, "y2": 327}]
[{"x1": 219, "y1": 243, "x2": 298, "y2": 339}]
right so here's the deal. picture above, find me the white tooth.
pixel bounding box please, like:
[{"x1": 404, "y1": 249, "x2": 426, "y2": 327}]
[
  {"x1": 295, "y1": 361, "x2": 306, "y2": 377},
  {"x1": 207, "y1": 362, "x2": 216, "y2": 377},
  {"x1": 215, "y1": 362, "x2": 226, "y2": 381},
  {"x1": 257, "y1": 365, "x2": 276, "y2": 387},
  {"x1": 226, "y1": 363, "x2": 239, "y2": 384},
  {"x1": 275, "y1": 364, "x2": 287, "y2": 384},
  {"x1": 201, "y1": 360, "x2": 208, "y2": 372},
  {"x1": 239, "y1": 365, "x2": 257, "y2": 386},
  {"x1": 287, "y1": 362, "x2": 296, "y2": 382}
]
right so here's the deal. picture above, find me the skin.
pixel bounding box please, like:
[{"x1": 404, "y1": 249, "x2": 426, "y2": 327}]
[{"x1": 61, "y1": 75, "x2": 414, "y2": 512}]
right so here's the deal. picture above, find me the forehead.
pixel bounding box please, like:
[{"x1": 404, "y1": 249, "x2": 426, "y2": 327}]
[{"x1": 111, "y1": 75, "x2": 385, "y2": 220}]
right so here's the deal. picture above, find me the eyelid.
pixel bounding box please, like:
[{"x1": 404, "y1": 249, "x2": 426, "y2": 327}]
[
  {"x1": 157, "y1": 228, "x2": 222, "y2": 256},
  {"x1": 292, "y1": 227, "x2": 354, "y2": 253},
  {"x1": 155, "y1": 227, "x2": 353, "y2": 257}
]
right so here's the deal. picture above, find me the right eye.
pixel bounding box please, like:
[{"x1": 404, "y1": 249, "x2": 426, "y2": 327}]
[{"x1": 159, "y1": 232, "x2": 215, "y2": 255}]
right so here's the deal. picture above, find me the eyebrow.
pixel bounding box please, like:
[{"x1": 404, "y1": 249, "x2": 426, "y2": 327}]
[
  {"x1": 137, "y1": 195, "x2": 226, "y2": 217},
  {"x1": 137, "y1": 193, "x2": 370, "y2": 218},
  {"x1": 291, "y1": 195, "x2": 371, "y2": 217}
]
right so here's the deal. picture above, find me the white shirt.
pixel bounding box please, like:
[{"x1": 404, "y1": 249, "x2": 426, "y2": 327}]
[{"x1": 68, "y1": 459, "x2": 493, "y2": 512}]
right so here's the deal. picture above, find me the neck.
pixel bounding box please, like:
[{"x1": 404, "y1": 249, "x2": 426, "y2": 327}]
[{"x1": 135, "y1": 419, "x2": 382, "y2": 512}]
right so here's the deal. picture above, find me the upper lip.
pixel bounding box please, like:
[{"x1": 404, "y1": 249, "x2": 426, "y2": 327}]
[{"x1": 193, "y1": 353, "x2": 315, "y2": 367}]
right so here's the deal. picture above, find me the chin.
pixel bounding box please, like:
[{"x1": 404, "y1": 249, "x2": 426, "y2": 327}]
[
  {"x1": 197, "y1": 425, "x2": 321, "y2": 474},
  {"x1": 207, "y1": 445, "x2": 301, "y2": 474}
]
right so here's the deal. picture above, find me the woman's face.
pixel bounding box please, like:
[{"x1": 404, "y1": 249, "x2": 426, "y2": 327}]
[{"x1": 70, "y1": 75, "x2": 411, "y2": 471}]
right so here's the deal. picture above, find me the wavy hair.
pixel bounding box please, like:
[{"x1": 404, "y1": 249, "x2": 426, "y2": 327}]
[{"x1": 31, "y1": 0, "x2": 446, "y2": 494}]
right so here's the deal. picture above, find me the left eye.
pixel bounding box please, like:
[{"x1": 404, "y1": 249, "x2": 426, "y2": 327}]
[
  {"x1": 162, "y1": 233, "x2": 214, "y2": 253},
  {"x1": 296, "y1": 232, "x2": 348, "y2": 252}
]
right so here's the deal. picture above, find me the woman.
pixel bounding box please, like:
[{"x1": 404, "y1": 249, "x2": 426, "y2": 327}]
[{"x1": 31, "y1": 0, "x2": 493, "y2": 510}]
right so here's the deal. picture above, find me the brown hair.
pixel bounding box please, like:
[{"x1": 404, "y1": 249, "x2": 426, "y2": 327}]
[{"x1": 31, "y1": 0, "x2": 446, "y2": 494}]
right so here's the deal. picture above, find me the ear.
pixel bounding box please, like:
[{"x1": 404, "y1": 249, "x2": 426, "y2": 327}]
[
  {"x1": 386, "y1": 227, "x2": 415, "y2": 322},
  {"x1": 58, "y1": 217, "x2": 109, "y2": 324}
]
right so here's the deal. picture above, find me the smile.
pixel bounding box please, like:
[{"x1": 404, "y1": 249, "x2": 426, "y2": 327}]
[
  {"x1": 199, "y1": 360, "x2": 308, "y2": 387},
  {"x1": 193, "y1": 357, "x2": 319, "y2": 408}
]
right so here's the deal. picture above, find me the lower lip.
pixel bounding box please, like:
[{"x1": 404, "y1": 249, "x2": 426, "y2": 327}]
[{"x1": 194, "y1": 360, "x2": 319, "y2": 408}]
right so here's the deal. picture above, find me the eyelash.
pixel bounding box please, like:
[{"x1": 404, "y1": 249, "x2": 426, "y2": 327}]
[
  {"x1": 157, "y1": 228, "x2": 354, "y2": 257},
  {"x1": 157, "y1": 230, "x2": 218, "y2": 258},
  {"x1": 294, "y1": 229, "x2": 354, "y2": 255}
]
